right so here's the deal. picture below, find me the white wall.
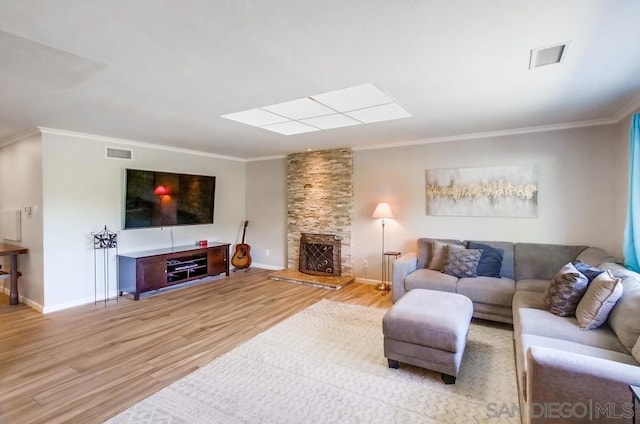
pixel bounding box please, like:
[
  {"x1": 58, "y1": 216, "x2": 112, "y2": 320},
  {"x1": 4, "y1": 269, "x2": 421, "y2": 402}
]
[
  {"x1": 0, "y1": 134, "x2": 44, "y2": 306},
  {"x1": 245, "y1": 158, "x2": 287, "y2": 269},
  {"x1": 41, "y1": 131, "x2": 246, "y2": 312},
  {"x1": 1, "y1": 118, "x2": 631, "y2": 311},
  {"x1": 248, "y1": 124, "x2": 626, "y2": 282},
  {"x1": 353, "y1": 125, "x2": 622, "y2": 277}
]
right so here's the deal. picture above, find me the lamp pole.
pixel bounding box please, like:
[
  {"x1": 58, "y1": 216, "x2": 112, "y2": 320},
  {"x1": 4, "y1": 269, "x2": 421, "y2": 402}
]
[
  {"x1": 377, "y1": 218, "x2": 386, "y2": 291},
  {"x1": 372, "y1": 202, "x2": 393, "y2": 293}
]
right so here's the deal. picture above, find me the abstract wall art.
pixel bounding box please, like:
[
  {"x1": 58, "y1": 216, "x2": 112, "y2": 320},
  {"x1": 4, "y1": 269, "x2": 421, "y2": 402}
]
[{"x1": 425, "y1": 165, "x2": 539, "y2": 217}]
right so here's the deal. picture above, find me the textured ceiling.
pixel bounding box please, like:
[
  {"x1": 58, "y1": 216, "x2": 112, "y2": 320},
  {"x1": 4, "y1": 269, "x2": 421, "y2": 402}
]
[{"x1": 1, "y1": 0, "x2": 640, "y2": 159}]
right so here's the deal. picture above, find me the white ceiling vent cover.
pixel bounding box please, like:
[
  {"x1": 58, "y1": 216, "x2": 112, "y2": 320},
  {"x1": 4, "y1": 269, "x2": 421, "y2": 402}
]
[
  {"x1": 106, "y1": 147, "x2": 133, "y2": 160},
  {"x1": 529, "y1": 43, "x2": 568, "y2": 69}
]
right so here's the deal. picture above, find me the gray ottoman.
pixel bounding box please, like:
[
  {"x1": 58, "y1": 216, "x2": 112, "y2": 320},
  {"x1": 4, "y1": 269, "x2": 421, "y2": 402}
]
[{"x1": 383, "y1": 289, "x2": 473, "y2": 384}]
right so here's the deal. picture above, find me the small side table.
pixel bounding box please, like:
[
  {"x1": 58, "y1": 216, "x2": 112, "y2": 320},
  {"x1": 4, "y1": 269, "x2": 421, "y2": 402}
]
[
  {"x1": 631, "y1": 385, "x2": 639, "y2": 424},
  {"x1": 379, "y1": 251, "x2": 400, "y2": 296}
]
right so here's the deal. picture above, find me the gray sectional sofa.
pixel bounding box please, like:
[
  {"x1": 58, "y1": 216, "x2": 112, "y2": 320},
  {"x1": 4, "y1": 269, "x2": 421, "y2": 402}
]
[
  {"x1": 514, "y1": 261, "x2": 640, "y2": 423},
  {"x1": 392, "y1": 238, "x2": 615, "y2": 323},
  {"x1": 392, "y1": 238, "x2": 640, "y2": 423}
]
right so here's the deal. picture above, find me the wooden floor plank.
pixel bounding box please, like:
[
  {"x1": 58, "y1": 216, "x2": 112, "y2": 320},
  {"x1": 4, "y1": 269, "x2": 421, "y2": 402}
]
[{"x1": 0, "y1": 268, "x2": 392, "y2": 423}]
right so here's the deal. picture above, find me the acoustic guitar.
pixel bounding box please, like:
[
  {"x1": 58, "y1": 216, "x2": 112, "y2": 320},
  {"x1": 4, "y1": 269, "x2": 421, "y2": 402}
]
[{"x1": 231, "y1": 220, "x2": 252, "y2": 270}]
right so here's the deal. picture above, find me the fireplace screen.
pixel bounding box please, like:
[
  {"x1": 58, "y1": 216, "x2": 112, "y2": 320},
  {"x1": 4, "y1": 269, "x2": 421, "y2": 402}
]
[{"x1": 299, "y1": 233, "x2": 341, "y2": 277}]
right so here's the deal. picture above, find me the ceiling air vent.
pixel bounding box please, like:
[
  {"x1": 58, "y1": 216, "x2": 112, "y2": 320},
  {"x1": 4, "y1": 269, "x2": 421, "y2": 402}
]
[
  {"x1": 106, "y1": 147, "x2": 133, "y2": 160},
  {"x1": 529, "y1": 43, "x2": 568, "y2": 69}
]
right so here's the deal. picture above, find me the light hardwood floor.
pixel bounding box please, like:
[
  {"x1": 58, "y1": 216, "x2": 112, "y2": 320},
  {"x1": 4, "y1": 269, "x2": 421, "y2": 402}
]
[{"x1": 0, "y1": 268, "x2": 392, "y2": 423}]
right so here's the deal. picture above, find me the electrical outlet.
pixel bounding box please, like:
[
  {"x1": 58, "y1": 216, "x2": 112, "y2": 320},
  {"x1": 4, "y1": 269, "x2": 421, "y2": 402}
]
[
  {"x1": 266, "y1": 249, "x2": 270, "y2": 257},
  {"x1": 363, "y1": 259, "x2": 368, "y2": 268}
]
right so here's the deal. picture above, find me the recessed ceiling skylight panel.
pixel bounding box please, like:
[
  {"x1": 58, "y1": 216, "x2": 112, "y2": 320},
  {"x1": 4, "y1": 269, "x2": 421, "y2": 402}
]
[
  {"x1": 220, "y1": 83, "x2": 411, "y2": 135},
  {"x1": 310, "y1": 83, "x2": 393, "y2": 112},
  {"x1": 262, "y1": 98, "x2": 334, "y2": 120}
]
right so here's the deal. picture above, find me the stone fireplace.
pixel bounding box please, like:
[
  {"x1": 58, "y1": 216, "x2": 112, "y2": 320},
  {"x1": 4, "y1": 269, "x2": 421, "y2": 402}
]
[
  {"x1": 286, "y1": 148, "x2": 353, "y2": 276},
  {"x1": 299, "y1": 233, "x2": 341, "y2": 277}
]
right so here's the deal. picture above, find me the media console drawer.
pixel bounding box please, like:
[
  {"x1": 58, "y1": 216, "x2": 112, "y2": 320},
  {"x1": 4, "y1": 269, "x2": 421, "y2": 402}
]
[{"x1": 118, "y1": 243, "x2": 230, "y2": 300}]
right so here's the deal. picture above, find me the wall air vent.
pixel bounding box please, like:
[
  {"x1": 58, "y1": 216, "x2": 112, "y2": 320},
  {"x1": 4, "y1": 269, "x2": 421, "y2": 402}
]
[
  {"x1": 529, "y1": 43, "x2": 568, "y2": 70},
  {"x1": 106, "y1": 147, "x2": 133, "y2": 160}
]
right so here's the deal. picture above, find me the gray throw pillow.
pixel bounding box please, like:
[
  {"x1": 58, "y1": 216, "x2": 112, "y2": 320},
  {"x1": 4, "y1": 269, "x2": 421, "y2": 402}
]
[
  {"x1": 443, "y1": 248, "x2": 482, "y2": 278},
  {"x1": 575, "y1": 270, "x2": 623, "y2": 330},
  {"x1": 427, "y1": 240, "x2": 463, "y2": 271},
  {"x1": 544, "y1": 262, "x2": 589, "y2": 317}
]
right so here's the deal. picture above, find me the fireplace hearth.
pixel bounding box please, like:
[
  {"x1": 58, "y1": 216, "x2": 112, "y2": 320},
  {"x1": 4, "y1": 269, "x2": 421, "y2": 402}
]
[{"x1": 299, "y1": 233, "x2": 341, "y2": 277}]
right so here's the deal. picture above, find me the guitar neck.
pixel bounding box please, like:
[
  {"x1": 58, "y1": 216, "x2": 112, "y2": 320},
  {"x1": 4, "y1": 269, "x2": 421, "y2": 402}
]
[{"x1": 240, "y1": 221, "x2": 248, "y2": 244}]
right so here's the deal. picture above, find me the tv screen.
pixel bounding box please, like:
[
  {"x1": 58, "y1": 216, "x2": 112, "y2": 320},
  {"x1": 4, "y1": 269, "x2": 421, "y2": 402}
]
[{"x1": 124, "y1": 169, "x2": 216, "y2": 229}]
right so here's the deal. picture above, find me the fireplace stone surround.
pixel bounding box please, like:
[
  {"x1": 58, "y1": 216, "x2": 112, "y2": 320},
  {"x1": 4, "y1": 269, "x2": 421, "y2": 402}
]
[{"x1": 286, "y1": 148, "x2": 353, "y2": 276}]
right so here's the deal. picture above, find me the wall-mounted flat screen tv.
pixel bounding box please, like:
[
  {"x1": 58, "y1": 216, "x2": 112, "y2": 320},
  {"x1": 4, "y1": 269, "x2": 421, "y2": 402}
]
[{"x1": 124, "y1": 169, "x2": 216, "y2": 229}]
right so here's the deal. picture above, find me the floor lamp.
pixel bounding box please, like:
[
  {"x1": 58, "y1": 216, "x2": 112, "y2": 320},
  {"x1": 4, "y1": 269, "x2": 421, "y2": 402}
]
[{"x1": 372, "y1": 202, "x2": 393, "y2": 293}]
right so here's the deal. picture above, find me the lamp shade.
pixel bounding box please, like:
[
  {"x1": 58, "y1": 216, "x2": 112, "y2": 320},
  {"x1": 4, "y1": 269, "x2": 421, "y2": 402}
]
[
  {"x1": 372, "y1": 202, "x2": 393, "y2": 219},
  {"x1": 153, "y1": 185, "x2": 169, "y2": 196}
]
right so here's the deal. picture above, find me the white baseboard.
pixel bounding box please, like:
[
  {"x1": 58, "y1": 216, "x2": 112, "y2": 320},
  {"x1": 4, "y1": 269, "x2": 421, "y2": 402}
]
[
  {"x1": 4, "y1": 270, "x2": 379, "y2": 314},
  {"x1": 355, "y1": 277, "x2": 382, "y2": 285},
  {"x1": 43, "y1": 291, "x2": 121, "y2": 314},
  {"x1": 1, "y1": 285, "x2": 45, "y2": 313},
  {"x1": 249, "y1": 263, "x2": 285, "y2": 271}
]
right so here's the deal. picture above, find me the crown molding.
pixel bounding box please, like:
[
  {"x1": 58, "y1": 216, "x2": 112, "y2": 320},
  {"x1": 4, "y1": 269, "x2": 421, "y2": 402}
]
[
  {"x1": 352, "y1": 117, "x2": 616, "y2": 152},
  {"x1": 612, "y1": 94, "x2": 640, "y2": 123},
  {"x1": 37, "y1": 127, "x2": 248, "y2": 162},
  {"x1": 0, "y1": 128, "x2": 42, "y2": 148},
  {"x1": 245, "y1": 154, "x2": 287, "y2": 162},
  {"x1": 4, "y1": 98, "x2": 637, "y2": 162}
]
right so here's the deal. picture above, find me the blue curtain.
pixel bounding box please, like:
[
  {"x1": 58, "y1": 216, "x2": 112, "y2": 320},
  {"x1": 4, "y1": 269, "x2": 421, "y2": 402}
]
[{"x1": 624, "y1": 113, "x2": 640, "y2": 271}]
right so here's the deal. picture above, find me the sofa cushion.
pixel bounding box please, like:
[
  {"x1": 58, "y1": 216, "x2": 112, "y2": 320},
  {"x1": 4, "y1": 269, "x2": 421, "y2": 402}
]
[
  {"x1": 600, "y1": 262, "x2": 640, "y2": 280},
  {"x1": 603, "y1": 265, "x2": 640, "y2": 351},
  {"x1": 443, "y1": 248, "x2": 482, "y2": 278},
  {"x1": 514, "y1": 243, "x2": 587, "y2": 280},
  {"x1": 405, "y1": 268, "x2": 458, "y2": 293},
  {"x1": 457, "y1": 276, "x2": 515, "y2": 307},
  {"x1": 576, "y1": 270, "x2": 623, "y2": 330},
  {"x1": 576, "y1": 247, "x2": 617, "y2": 268},
  {"x1": 466, "y1": 241, "x2": 503, "y2": 278},
  {"x1": 516, "y1": 304, "x2": 628, "y2": 353},
  {"x1": 521, "y1": 334, "x2": 638, "y2": 365},
  {"x1": 543, "y1": 262, "x2": 589, "y2": 317},
  {"x1": 466, "y1": 240, "x2": 514, "y2": 279},
  {"x1": 512, "y1": 291, "x2": 547, "y2": 336},
  {"x1": 427, "y1": 240, "x2": 464, "y2": 271},
  {"x1": 515, "y1": 279, "x2": 549, "y2": 293}
]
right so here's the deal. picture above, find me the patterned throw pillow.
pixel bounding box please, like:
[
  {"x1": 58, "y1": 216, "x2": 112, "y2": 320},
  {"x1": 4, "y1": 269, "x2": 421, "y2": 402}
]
[
  {"x1": 443, "y1": 248, "x2": 483, "y2": 278},
  {"x1": 544, "y1": 263, "x2": 589, "y2": 317},
  {"x1": 427, "y1": 240, "x2": 463, "y2": 271},
  {"x1": 466, "y1": 242, "x2": 504, "y2": 278},
  {"x1": 575, "y1": 270, "x2": 623, "y2": 330}
]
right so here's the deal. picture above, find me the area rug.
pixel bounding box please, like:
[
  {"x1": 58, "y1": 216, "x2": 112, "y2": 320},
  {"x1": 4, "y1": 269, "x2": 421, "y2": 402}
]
[{"x1": 106, "y1": 300, "x2": 519, "y2": 423}]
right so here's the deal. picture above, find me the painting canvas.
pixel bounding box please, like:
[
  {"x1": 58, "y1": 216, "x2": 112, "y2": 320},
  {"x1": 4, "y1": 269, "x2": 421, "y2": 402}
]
[{"x1": 426, "y1": 165, "x2": 538, "y2": 217}]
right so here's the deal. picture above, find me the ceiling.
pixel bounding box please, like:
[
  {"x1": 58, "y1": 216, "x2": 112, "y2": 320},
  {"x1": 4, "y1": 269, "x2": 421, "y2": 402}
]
[{"x1": 1, "y1": 0, "x2": 640, "y2": 160}]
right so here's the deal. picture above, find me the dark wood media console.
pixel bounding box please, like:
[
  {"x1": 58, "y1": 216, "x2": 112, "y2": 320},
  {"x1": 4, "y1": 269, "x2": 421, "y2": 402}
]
[{"x1": 118, "y1": 242, "x2": 230, "y2": 300}]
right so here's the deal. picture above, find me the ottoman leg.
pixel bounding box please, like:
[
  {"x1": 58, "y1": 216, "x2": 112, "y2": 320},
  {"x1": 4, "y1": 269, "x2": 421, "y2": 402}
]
[
  {"x1": 388, "y1": 359, "x2": 399, "y2": 369},
  {"x1": 441, "y1": 374, "x2": 456, "y2": 385}
]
